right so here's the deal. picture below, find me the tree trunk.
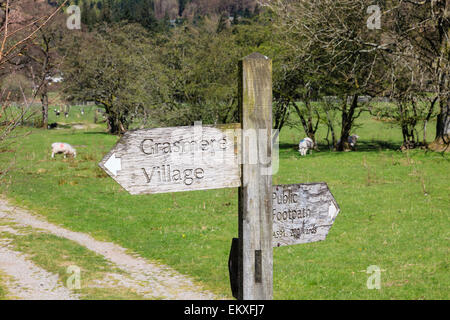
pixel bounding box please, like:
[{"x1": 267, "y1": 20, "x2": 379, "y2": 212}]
[
  {"x1": 106, "y1": 111, "x2": 128, "y2": 135},
  {"x1": 106, "y1": 113, "x2": 120, "y2": 135},
  {"x1": 273, "y1": 99, "x2": 290, "y2": 143},
  {"x1": 423, "y1": 97, "x2": 438, "y2": 144},
  {"x1": 435, "y1": 97, "x2": 450, "y2": 144},
  {"x1": 337, "y1": 95, "x2": 358, "y2": 151},
  {"x1": 293, "y1": 100, "x2": 319, "y2": 146},
  {"x1": 401, "y1": 123, "x2": 416, "y2": 150},
  {"x1": 325, "y1": 109, "x2": 336, "y2": 150},
  {"x1": 41, "y1": 86, "x2": 48, "y2": 129},
  {"x1": 432, "y1": 1, "x2": 450, "y2": 148}
]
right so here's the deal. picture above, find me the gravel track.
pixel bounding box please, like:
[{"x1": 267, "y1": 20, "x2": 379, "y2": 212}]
[{"x1": 0, "y1": 197, "x2": 216, "y2": 300}]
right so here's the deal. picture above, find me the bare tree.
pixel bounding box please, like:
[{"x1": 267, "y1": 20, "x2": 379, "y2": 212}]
[
  {"x1": 389, "y1": 0, "x2": 450, "y2": 150},
  {"x1": 0, "y1": 0, "x2": 67, "y2": 156},
  {"x1": 263, "y1": 0, "x2": 386, "y2": 150},
  {"x1": 22, "y1": 3, "x2": 67, "y2": 129},
  {"x1": 264, "y1": 0, "x2": 449, "y2": 151}
]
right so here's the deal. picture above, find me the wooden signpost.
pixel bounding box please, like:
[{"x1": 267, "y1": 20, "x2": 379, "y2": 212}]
[
  {"x1": 272, "y1": 183, "x2": 340, "y2": 247},
  {"x1": 99, "y1": 52, "x2": 341, "y2": 301}
]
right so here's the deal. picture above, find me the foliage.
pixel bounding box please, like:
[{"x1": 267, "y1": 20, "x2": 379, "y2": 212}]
[
  {"x1": 62, "y1": 23, "x2": 156, "y2": 134},
  {"x1": 265, "y1": 0, "x2": 385, "y2": 150},
  {"x1": 62, "y1": 14, "x2": 272, "y2": 130},
  {"x1": 383, "y1": 0, "x2": 449, "y2": 146},
  {"x1": 7, "y1": 0, "x2": 448, "y2": 151},
  {"x1": 148, "y1": 17, "x2": 268, "y2": 126}
]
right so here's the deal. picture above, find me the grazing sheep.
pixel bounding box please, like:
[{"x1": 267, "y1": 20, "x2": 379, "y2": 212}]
[
  {"x1": 338, "y1": 134, "x2": 360, "y2": 150},
  {"x1": 348, "y1": 134, "x2": 360, "y2": 149},
  {"x1": 54, "y1": 109, "x2": 60, "y2": 117},
  {"x1": 47, "y1": 123, "x2": 58, "y2": 130},
  {"x1": 51, "y1": 142, "x2": 76, "y2": 158},
  {"x1": 298, "y1": 137, "x2": 314, "y2": 156}
]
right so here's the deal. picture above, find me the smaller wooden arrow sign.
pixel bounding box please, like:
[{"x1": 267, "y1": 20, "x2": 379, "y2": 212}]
[{"x1": 272, "y1": 183, "x2": 340, "y2": 247}]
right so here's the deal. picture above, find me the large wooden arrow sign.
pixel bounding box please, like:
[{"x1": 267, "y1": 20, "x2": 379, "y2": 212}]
[
  {"x1": 272, "y1": 183, "x2": 340, "y2": 247},
  {"x1": 99, "y1": 123, "x2": 241, "y2": 195}
]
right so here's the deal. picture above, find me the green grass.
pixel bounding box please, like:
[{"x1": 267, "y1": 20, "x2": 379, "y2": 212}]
[
  {"x1": 6, "y1": 103, "x2": 102, "y2": 130},
  {"x1": 47, "y1": 104, "x2": 100, "y2": 125},
  {"x1": 0, "y1": 108, "x2": 448, "y2": 299}
]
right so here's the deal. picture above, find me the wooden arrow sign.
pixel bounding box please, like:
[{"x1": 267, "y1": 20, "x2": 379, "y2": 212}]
[
  {"x1": 99, "y1": 123, "x2": 241, "y2": 195},
  {"x1": 272, "y1": 183, "x2": 340, "y2": 247}
]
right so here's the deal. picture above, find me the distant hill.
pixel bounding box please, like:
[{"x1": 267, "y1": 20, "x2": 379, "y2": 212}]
[
  {"x1": 9, "y1": 0, "x2": 53, "y2": 31},
  {"x1": 53, "y1": 0, "x2": 258, "y2": 21},
  {"x1": 155, "y1": 0, "x2": 258, "y2": 19}
]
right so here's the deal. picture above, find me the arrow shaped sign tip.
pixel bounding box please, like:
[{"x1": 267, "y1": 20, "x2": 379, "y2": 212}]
[
  {"x1": 328, "y1": 202, "x2": 338, "y2": 220},
  {"x1": 104, "y1": 153, "x2": 121, "y2": 176}
]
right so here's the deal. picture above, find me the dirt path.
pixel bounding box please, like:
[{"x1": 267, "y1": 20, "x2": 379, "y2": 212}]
[
  {"x1": 0, "y1": 197, "x2": 217, "y2": 300},
  {"x1": 0, "y1": 244, "x2": 79, "y2": 300}
]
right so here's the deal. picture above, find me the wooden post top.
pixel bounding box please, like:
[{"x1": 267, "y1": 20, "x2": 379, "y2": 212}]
[{"x1": 242, "y1": 52, "x2": 271, "y2": 60}]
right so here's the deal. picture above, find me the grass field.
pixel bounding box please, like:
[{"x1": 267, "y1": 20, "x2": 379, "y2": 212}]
[{"x1": 0, "y1": 106, "x2": 448, "y2": 299}]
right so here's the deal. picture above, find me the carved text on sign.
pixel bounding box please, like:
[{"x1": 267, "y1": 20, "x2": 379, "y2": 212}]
[{"x1": 272, "y1": 183, "x2": 340, "y2": 247}]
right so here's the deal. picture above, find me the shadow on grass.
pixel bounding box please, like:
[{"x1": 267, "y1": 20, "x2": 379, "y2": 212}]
[
  {"x1": 83, "y1": 131, "x2": 111, "y2": 135},
  {"x1": 279, "y1": 140, "x2": 402, "y2": 155},
  {"x1": 353, "y1": 140, "x2": 401, "y2": 152}
]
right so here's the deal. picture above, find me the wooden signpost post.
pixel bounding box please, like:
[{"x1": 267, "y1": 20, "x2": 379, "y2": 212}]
[
  {"x1": 238, "y1": 53, "x2": 273, "y2": 300},
  {"x1": 99, "y1": 52, "x2": 341, "y2": 301}
]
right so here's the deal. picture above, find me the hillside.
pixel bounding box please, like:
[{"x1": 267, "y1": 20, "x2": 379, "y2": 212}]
[{"x1": 54, "y1": 0, "x2": 258, "y2": 21}]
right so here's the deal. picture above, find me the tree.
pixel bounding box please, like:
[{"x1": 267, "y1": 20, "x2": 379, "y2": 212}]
[
  {"x1": 265, "y1": 0, "x2": 384, "y2": 151},
  {"x1": 371, "y1": 44, "x2": 438, "y2": 149},
  {"x1": 98, "y1": 0, "x2": 113, "y2": 23},
  {"x1": 272, "y1": 60, "x2": 322, "y2": 145},
  {"x1": 23, "y1": 10, "x2": 66, "y2": 129},
  {"x1": 1, "y1": 0, "x2": 68, "y2": 133},
  {"x1": 382, "y1": 0, "x2": 449, "y2": 150},
  {"x1": 62, "y1": 24, "x2": 156, "y2": 134},
  {"x1": 148, "y1": 18, "x2": 245, "y2": 126}
]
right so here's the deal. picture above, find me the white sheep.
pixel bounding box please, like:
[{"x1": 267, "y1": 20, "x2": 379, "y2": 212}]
[
  {"x1": 337, "y1": 134, "x2": 360, "y2": 150},
  {"x1": 348, "y1": 134, "x2": 360, "y2": 149},
  {"x1": 298, "y1": 137, "x2": 314, "y2": 156},
  {"x1": 51, "y1": 142, "x2": 77, "y2": 158}
]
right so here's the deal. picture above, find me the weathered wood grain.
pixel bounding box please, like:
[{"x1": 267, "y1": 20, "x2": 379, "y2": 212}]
[
  {"x1": 99, "y1": 123, "x2": 241, "y2": 195},
  {"x1": 238, "y1": 52, "x2": 273, "y2": 300},
  {"x1": 272, "y1": 183, "x2": 340, "y2": 247}
]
